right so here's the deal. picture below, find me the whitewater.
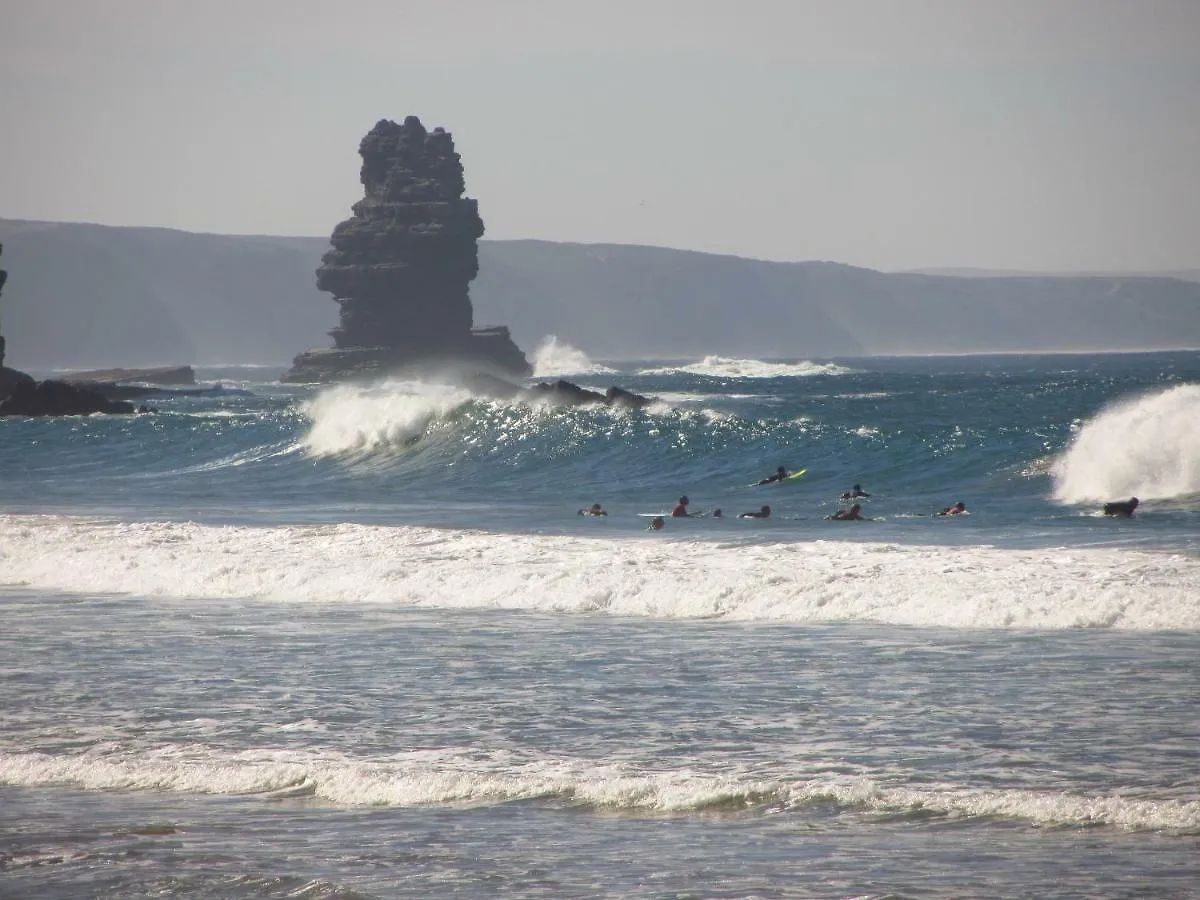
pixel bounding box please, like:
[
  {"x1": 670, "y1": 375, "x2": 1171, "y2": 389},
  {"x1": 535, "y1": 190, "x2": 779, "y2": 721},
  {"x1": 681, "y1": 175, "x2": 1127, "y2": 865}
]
[{"x1": 2, "y1": 347, "x2": 1198, "y2": 898}]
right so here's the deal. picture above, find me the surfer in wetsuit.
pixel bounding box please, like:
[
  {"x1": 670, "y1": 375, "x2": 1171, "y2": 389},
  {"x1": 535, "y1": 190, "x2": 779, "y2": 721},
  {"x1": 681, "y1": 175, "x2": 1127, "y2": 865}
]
[
  {"x1": 1102, "y1": 497, "x2": 1139, "y2": 517},
  {"x1": 756, "y1": 466, "x2": 791, "y2": 486},
  {"x1": 671, "y1": 496, "x2": 691, "y2": 517},
  {"x1": 577, "y1": 503, "x2": 607, "y2": 516},
  {"x1": 828, "y1": 503, "x2": 869, "y2": 521},
  {"x1": 738, "y1": 505, "x2": 771, "y2": 519},
  {"x1": 840, "y1": 483, "x2": 870, "y2": 500}
]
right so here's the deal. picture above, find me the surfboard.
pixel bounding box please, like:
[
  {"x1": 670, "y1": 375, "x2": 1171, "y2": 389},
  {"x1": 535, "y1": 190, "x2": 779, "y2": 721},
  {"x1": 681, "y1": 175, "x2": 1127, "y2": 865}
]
[{"x1": 749, "y1": 467, "x2": 806, "y2": 486}]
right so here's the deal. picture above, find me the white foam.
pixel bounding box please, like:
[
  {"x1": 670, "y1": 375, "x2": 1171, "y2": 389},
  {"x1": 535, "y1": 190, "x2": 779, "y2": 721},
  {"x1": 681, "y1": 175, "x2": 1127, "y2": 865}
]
[
  {"x1": 1052, "y1": 383, "x2": 1200, "y2": 503},
  {"x1": 1, "y1": 515, "x2": 1197, "y2": 630},
  {"x1": 1, "y1": 748, "x2": 1194, "y2": 830},
  {"x1": 637, "y1": 356, "x2": 852, "y2": 378},
  {"x1": 531, "y1": 335, "x2": 616, "y2": 377},
  {"x1": 300, "y1": 379, "x2": 474, "y2": 457}
]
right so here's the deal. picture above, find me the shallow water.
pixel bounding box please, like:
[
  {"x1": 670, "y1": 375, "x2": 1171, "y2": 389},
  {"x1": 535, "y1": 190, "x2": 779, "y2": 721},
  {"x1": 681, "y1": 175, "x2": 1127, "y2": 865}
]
[{"x1": 2, "y1": 350, "x2": 1198, "y2": 897}]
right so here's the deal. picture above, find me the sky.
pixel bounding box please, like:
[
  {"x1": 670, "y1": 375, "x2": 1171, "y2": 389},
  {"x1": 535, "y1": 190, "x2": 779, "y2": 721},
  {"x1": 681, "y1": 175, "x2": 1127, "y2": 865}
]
[{"x1": 2, "y1": 0, "x2": 1198, "y2": 272}]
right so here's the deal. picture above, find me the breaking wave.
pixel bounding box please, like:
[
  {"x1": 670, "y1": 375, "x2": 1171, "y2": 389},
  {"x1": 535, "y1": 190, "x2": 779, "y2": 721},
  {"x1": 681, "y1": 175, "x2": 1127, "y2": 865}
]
[
  {"x1": 300, "y1": 378, "x2": 474, "y2": 457},
  {"x1": 1052, "y1": 383, "x2": 1200, "y2": 503},
  {"x1": 2, "y1": 748, "x2": 1195, "y2": 830}
]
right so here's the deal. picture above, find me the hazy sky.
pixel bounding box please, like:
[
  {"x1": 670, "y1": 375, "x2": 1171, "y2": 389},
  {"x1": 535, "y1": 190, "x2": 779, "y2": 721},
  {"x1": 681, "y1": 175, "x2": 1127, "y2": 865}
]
[{"x1": 2, "y1": 0, "x2": 1198, "y2": 271}]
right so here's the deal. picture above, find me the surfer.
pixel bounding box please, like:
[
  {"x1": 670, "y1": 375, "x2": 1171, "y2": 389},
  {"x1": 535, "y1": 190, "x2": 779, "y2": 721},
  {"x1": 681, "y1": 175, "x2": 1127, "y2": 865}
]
[
  {"x1": 840, "y1": 483, "x2": 871, "y2": 500},
  {"x1": 755, "y1": 466, "x2": 791, "y2": 486},
  {"x1": 1102, "y1": 497, "x2": 1139, "y2": 517},
  {"x1": 647, "y1": 516, "x2": 665, "y2": 531},
  {"x1": 671, "y1": 496, "x2": 691, "y2": 517},
  {"x1": 577, "y1": 503, "x2": 607, "y2": 516},
  {"x1": 828, "y1": 503, "x2": 869, "y2": 521},
  {"x1": 738, "y1": 505, "x2": 771, "y2": 519},
  {"x1": 936, "y1": 501, "x2": 968, "y2": 516}
]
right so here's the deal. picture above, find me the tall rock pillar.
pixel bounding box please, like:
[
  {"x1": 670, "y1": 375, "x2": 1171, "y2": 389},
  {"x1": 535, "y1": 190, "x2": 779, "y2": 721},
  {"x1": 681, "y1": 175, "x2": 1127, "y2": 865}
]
[{"x1": 283, "y1": 116, "x2": 530, "y2": 382}]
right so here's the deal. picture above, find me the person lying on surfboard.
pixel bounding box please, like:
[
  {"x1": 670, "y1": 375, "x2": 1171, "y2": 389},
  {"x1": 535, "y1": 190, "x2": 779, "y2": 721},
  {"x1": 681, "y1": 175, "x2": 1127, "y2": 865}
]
[
  {"x1": 827, "y1": 503, "x2": 870, "y2": 521},
  {"x1": 738, "y1": 505, "x2": 771, "y2": 519},
  {"x1": 839, "y1": 483, "x2": 871, "y2": 500},
  {"x1": 577, "y1": 503, "x2": 607, "y2": 516},
  {"x1": 755, "y1": 466, "x2": 792, "y2": 485},
  {"x1": 935, "y1": 501, "x2": 968, "y2": 516}
]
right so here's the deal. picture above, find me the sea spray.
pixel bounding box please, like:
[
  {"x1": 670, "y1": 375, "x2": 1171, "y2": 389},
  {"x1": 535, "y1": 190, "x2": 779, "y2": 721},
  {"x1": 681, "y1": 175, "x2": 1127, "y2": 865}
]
[
  {"x1": 531, "y1": 335, "x2": 616, "y2": 377},
  {"x1": 1052, "y1": 383, "x2": 1200, "y2": 503}
]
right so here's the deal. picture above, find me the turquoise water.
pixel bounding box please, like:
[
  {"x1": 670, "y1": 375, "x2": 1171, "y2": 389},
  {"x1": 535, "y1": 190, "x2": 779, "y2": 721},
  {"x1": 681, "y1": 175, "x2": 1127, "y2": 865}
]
[{"x1": 1, "y1": 350, "x2": 1198, "y2": 897}]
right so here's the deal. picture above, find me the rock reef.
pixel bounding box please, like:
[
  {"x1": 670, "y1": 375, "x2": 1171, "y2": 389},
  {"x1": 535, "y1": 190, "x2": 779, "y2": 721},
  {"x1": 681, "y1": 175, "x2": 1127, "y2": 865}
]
[
  {"x1": 284, "y1": 116, "x2": 530, "y2": 383},
  {"x1": 463, "y1": 374, "x2": 654, "y2": 410},
  {"x1": 0, "y1": 379, "x2": 134, "y2": 416}
]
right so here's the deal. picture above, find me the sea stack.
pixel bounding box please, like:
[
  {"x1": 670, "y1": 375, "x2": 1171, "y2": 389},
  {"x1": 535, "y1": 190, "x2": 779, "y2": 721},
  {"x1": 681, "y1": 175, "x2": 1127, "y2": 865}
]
[
  {"x1": 283, "y1": 116, "x2": 530, "y2": 383},
  {"x1": 0, "y1": 241, "x2": 35, "y2": 403}
]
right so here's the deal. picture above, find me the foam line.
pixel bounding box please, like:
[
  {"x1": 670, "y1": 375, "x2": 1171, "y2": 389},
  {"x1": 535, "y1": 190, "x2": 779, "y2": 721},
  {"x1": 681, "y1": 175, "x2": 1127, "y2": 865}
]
[
  {"x1": 2, "y1": 515, "x2": 1197, "y2": 630},
  {"x1": 637, "y1": 357, "x2": 852, "y2": 378}
]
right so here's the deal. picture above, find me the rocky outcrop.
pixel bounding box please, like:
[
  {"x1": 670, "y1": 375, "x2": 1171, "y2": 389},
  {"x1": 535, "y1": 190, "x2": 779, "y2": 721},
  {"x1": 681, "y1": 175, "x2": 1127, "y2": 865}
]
[
  {"x1": 0, "y1": 379, "x2": 134, "y2": 416},
  {"x1": 283, "y1": 116, "x2": 530, "y2": 383},
  {"x1": 0, "y1": 240, "x2": 36, "y2": 402},
  {"x1": 0, "y1": 366, "x2": 33, "y2": 402},
  {"x1": 462, "y1": 373, "x2": 654, "y2": 410},
  {"x1": 0, "y1": 240, "x2": 7, "y2": 370}
]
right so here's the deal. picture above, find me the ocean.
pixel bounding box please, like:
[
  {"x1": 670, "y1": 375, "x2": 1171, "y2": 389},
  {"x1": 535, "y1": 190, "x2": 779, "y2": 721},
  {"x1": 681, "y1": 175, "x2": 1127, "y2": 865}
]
[{"x1": 1, "y1": 344, "x2": 1197, "y2": 899}]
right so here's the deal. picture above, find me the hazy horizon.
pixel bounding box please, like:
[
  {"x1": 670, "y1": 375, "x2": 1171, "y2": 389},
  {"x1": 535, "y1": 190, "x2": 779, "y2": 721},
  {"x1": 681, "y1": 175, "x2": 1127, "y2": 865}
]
[{"x1": 2, "y1": 1, "x2": 1198, "y2": 274}]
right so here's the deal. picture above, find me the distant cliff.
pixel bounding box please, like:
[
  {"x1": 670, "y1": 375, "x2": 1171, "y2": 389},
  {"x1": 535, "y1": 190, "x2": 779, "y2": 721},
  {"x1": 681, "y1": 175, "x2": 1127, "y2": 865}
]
[{"x1": 1, "y1": 218, "x2": 1198, "y2": 368}]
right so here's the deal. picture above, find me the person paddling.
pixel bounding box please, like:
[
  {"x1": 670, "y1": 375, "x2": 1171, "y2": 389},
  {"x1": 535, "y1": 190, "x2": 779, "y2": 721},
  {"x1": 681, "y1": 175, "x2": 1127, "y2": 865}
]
[
  {"x1": 738, "y1": 505, "x2": 771, "y2": 519},
  {"x1": 936, "y1": 501, "x2": 967, "y2": 516},
  {"x1": 1102, "y1": 497, "x2": 1139, "y2": 517},
  {"x1": 755, "y1": 466, "x2": 791, "y2": 486},
  {"x1": 828, "y1": 503, "x2": 870, "y2": 521}
]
